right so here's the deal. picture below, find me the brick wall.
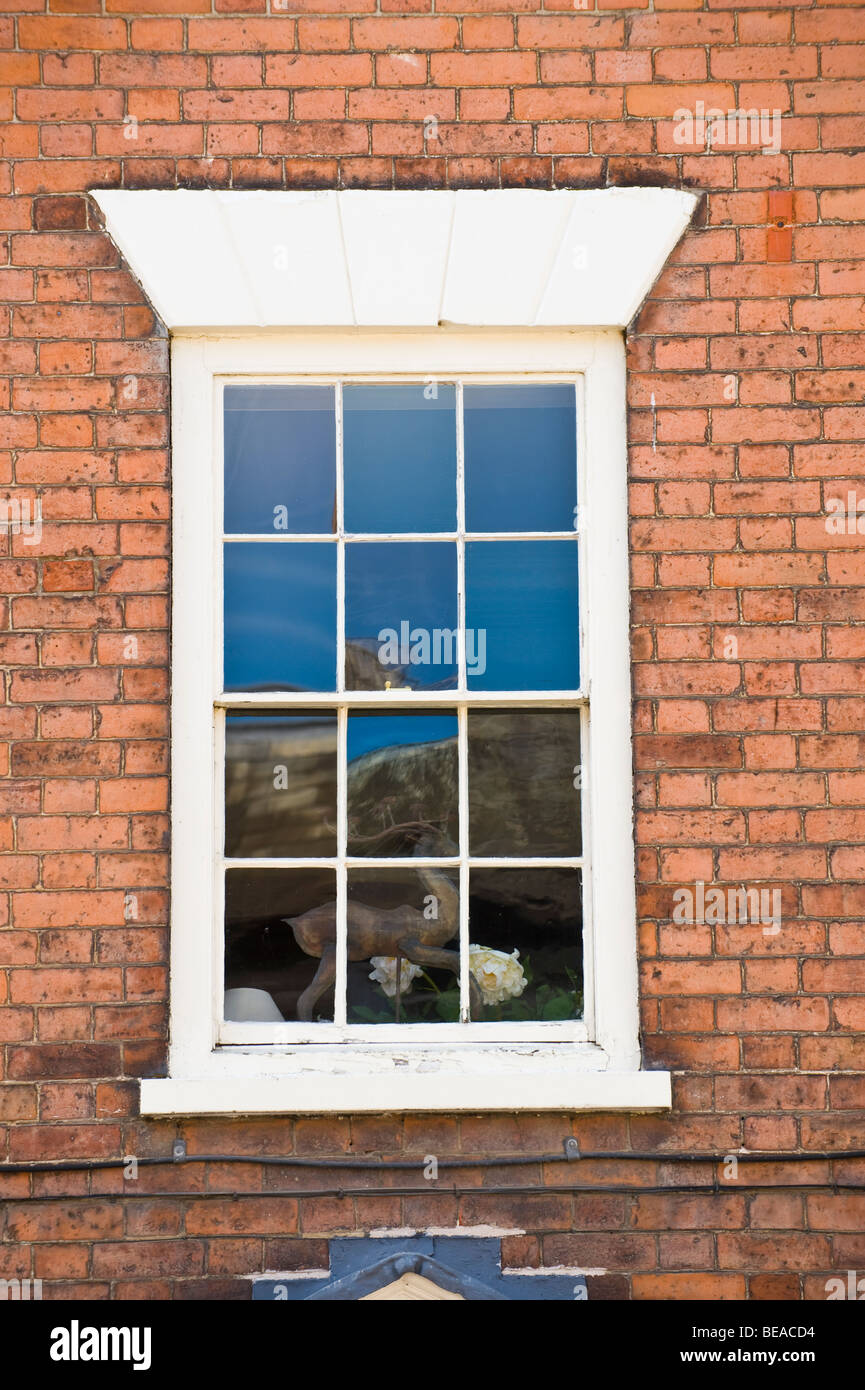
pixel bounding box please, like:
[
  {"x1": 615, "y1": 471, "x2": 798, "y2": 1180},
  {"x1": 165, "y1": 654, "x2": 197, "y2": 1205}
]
[{"x1": 1, "y1": 1, "x2": 864, "y2": 1300}]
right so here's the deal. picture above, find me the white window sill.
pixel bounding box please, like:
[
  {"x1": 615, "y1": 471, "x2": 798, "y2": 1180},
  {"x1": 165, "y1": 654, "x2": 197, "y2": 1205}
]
[{"x1": 139, "y1": 1048, "x2": 671, "y2": 1115}]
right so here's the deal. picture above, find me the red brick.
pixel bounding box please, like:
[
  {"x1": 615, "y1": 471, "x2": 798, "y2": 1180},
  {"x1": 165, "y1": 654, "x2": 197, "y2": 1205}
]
[
  {"x1": 0, "y1": 0, "x2": 860, "y2": 1299},
  {"x1": 352, "y1": 17, "x2": 459, "y2": 49},
  {"x1": 92, "y1": 1240, "x2": 205, "y2": 1278}
]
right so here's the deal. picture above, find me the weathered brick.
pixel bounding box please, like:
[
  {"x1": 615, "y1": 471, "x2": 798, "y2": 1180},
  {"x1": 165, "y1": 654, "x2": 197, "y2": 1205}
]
[{"x1": 0, "y1": 0, "x2": 858, "y2": 1302}]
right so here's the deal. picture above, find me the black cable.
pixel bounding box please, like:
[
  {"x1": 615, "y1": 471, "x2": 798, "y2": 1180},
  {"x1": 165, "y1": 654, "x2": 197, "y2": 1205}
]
[
  {"x1": 4, "y1": 1153, "x2": 554, "y2": 1174},
  {"x1": 1, "y1": 1147, "x2": 863, "y2": 1175},
  {"x1": 5, "y1": 1182, "x2": 865, "y2": 1201},
  {"x1": 563, "y1": 1150, "x2": 865, "y2": 1164}
]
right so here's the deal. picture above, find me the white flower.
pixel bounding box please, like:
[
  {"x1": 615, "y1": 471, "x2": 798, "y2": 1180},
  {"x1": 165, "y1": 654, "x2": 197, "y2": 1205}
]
[
  {"x1": 369, "y1": 956, "x2": 424, "y2": 998},
  {"x1": 469, "y1": 944, "x2": 527, "y2": 1005}
]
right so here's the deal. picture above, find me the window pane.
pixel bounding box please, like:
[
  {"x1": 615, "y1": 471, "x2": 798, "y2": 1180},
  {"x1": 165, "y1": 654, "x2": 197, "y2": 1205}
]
[
  {"x1": 225, "y1": 712, "x2": 337, "y2": 858},
  {"x1": 464, "y1": 384, "x2": 577, "y2": 533},
  {"x1": 469, "y1": 868, "x2": 583, "y2": 1021},
  {"x1": 468, "y1": 709, "x2": 581, "y2": 856},
  {"x1": 224, "y1": 385, "x2": 335, "y2": 535},
  {"x1": 345, "y1": 541, "x2": 457, "y2": 690},
  {"x1": 346, "y1": 868, "x2": 459, "y2": 1024},
  {"x1": 343, "y1": 384, "x2": 457, "y2": 533},
  {"x1": 224, "y1": 868, "x2": 336, "y2": 1023},
  {"x1": 347, "y1": 713, "x2": 458, "y2": 856},
  {"x1": 224, "y1": 542, "x2": 336, "y2": 692},
  {"x1": 465, "y1": 540, "x2": 579, "y2": 690}
]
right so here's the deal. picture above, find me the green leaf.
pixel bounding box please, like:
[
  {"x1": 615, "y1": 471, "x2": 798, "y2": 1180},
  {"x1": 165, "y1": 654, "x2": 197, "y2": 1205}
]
[
  {"x1": 497, "y1": 997, "x2": 534, "y2": 1022},
  {"x1": 434, "y1": 989, "x2": 461, "y2": 1022},
  {"x1": 350, "y1": 1005, "x2": 391, "y2": 1024},
  {"x1": 540, "y1": 994, "x2": 576, "y2": 1020}
]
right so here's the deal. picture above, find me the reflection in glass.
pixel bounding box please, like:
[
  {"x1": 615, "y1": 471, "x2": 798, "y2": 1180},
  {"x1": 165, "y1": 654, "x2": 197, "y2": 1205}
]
[
  {"x1": 343, "y1": 384, "x2": 457, "y2": 534},
  {"x1": 468, "y1": 710, "x2": 581, "y2": 856},
  {"x1": 347, "y1": 714, "x2": 458, "y2": 856},
  {"x1": 465, "y1": 539, "x2": 579, "y2": 690},
  {"x1": 345, "y1": 542, "x2": 457, "y2": 690},
  {"x1": 469, "y1": 868, "x2": 582, "y2": 1021},
  {"x1": 224, "y1": 385, "x2": 336, "y2": 535},
  {"x1": 346, "y1": 869, "x2": 459, "y2": 1024},
  {"x1": 223, "y1": 542, "x2": 336, "y2": 692},
  {"x1": 224, "y1": 868, "x2": 336, "y2": 1023},
  {"x1": 225, "y1": 712, "x2": 337, "y2": 858},
  {"x1": 464, "y1": 384, "x2": 577, "y2": 533}
]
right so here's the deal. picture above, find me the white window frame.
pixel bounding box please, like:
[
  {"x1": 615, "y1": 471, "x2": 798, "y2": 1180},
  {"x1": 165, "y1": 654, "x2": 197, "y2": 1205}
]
[
  {"x1": 92, "y1": 186, "x2": 696, "y2": 1114},
  {"x1": 140, "y1": 327, "x2": 669, "y2": 1115}
]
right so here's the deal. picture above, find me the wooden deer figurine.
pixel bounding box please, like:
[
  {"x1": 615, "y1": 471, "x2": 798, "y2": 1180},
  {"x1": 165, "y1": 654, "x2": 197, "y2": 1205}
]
[{"x1": 283, "y1": 822, "x2": 483, "y2": 1021}]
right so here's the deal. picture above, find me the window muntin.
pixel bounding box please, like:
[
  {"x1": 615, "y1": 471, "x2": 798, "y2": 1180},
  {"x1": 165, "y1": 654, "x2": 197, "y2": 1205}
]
[{"x1": 218, "y1": 377, "x2": 587, "y2": 1043}]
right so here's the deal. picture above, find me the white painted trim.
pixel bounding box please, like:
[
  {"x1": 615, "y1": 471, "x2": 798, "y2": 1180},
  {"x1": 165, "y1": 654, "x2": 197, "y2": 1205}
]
[
  {"x1": 94, "y1": 188, "x2": 697, "y2": 332},
  {"x1": 171, "y1": 336, "x2": 218, "y2": 1076},
  {"x1": 141, "y1": 1065, "x2": 672, "y2": 1116},
  {"x1": 217, "y1": 690, "x2": 586, "y2": 707},
  {"x1": 167, "y1": 327, "x2": 666, "y2": 1109},
  {"x1": 582, "y1": 333, "x2": 641, "y2": 1071}
]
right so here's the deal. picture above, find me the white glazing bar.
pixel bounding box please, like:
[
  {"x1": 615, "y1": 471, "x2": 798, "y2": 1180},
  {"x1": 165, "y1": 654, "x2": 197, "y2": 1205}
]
[
  {"x1": 465, "y1": 856, "x2": 583, "y2": 869},
  {"x1": 224, "y1": 533, "x2": 339, "y2": 543},
  {"x1": 214, "y1": 707, "x2": 226, "y2": 1040},
  {"x1": 456, "y1": 382, "x2": 470, "y2": 1022},
  {"x1": 349, "y1": 855, "x2": 460, "y2": 868},
  {"x1": 574, "y1": 378, "x2": 582, "y2": 537},
  {"x1": 221, "y1": 857, "x2": 340, "y2": 869},
  {"x1": 334, "y1": 385, "x2": 347, "y2": 1024},
  {"x1": 458, "y1": 703, "x2": 470, "y2": 1023},
  {"x1": 462, "y1": 532, "x2": 579, "y2": 542},
  {"x1": 575, "y1": 376, "x2": 593, "y2": 1039},
  {"x1": 456, "y1": 380, "x2": 466, "y2": 691},
  {"x1": 222, "y1": 531, "x2": 578, "y2": 543},
  {"x1": 335, "y1": 703, "x2": 347, "y2": 1025},
  {"x1": 215, "y1": 378, "x2": 227, "y2": 1037},
  {"x1": 336, "y1": 382, "x2": 345, "y2": 696},
  {"x1": 578, "y1": 700, "x2": 595, "y2": 1041},
  {"x1": 218, "y1": 690, "x2": 586, "y2": 707},
  {"x1": 575, "y1": 372, "x2": 587, "y2": 687},
  {"x1": 220, "y1": 855, "x2": 584, "y2": 870}
]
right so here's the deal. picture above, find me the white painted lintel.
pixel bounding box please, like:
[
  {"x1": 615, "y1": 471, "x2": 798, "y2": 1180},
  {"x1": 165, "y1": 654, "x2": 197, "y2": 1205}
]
[{"x1": 93, "y1": 188, "x2": 698, "y2": 333}]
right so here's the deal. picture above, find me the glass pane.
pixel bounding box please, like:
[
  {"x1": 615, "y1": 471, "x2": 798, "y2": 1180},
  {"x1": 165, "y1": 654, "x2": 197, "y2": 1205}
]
[
  {"x1": 225, "y1": 712, "x2": 337, "y2": 858},
  {"x1": 224, "y1": 868, "x2": 336, "y2": 1023},
  {"x1": 347, "y1": 713, "x2": 458, "y2": 856},
  {"x1": 465, "y1": 539, "x2": 579, "y2": 691},
  {"x1": 464, "y1": 384, "x2": 577, "y2": 533},
  {"x1": 224, "y1": 385, "x2": 336, "y2": 535},
  {"x1": 343, "y1": 384, "x2": 457, "y2": 533},
  {"x1": 469, "y1": 868, "x2": 583, "y2": 1021},
  {"x1": 224, "y1": 542, "x2": 336, "y2": 692},
  {"x1": 345, "y1": 541, "x2": 457, "y2": 690},
  {"x1": 346, "y1": 869, "x2": 459, "y2": 1024},
  {"x1": 468, "y1": 710, "x2": 581, "y2": 856}
]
